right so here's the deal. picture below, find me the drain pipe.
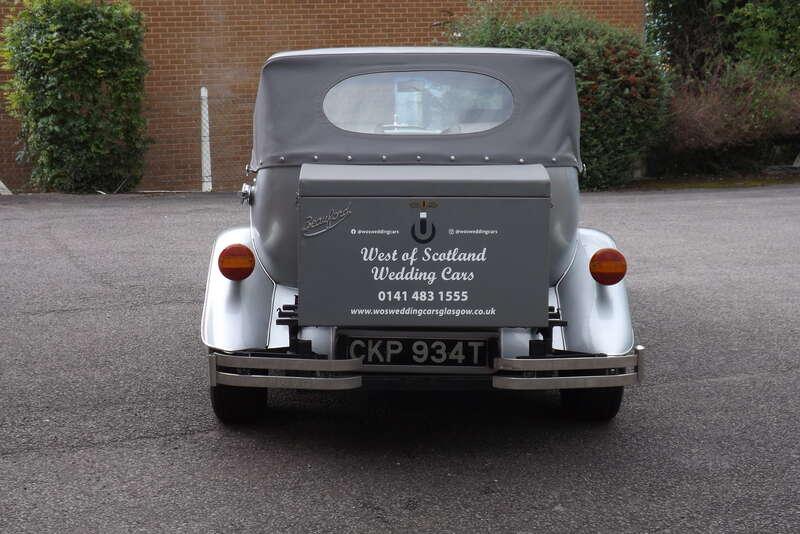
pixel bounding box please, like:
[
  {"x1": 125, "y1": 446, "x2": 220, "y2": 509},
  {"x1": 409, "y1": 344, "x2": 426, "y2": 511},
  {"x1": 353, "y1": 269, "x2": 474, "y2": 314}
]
[{"x1": 200, "y1": 86, "x2": 212, "y2": 192}]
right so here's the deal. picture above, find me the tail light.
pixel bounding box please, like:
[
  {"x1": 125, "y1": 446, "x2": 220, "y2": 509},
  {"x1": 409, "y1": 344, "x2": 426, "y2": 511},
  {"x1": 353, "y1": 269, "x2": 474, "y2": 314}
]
[
  {"x1": 218, "y1": 244, "x2": 256, "y2": 281},
  {"x1": 589, "y1": 248, "x2": 627, "y2": 286}
]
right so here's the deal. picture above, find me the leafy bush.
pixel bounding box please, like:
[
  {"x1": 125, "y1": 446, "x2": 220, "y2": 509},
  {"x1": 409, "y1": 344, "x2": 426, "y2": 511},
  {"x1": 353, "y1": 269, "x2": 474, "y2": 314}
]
[
  {"x1": 646, "y1": 0, "x2": 736, "y2": 80},
  {"x1": 450, "y1": 6, "x2": 669, "y2": 189},
  {"x1": 647, "y1": 1, "x2": 800, "y2": 174},
  {"x1": 728, "y1": 1, "x2": 800, "y2": 79},
  {"x1": 670, "y1": 62, "x2": 800, "y2": 153},
  {"x1": 648, "y1": 0, "x2": 800, "y2": 80},
  {"x1": 1, "y1": 0, "x2": 148, "y2": 192},
  {"x1": 650, "y1": 61, "x2": 800, "y2": 174}
]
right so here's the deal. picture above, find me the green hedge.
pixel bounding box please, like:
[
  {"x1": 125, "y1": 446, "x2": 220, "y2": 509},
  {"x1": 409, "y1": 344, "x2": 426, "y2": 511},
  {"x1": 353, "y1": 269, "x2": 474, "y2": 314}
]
[
  {"x1": 648, "y1": 0, "x2": 800, "y2": 81},
  {"x1": 2, "y1": 0, "x2": 148, "y2": 192},
  {"x1": 646, "y1": 1, "x2": 800, "y2": 172},
  {"x1": 650, "y1": 61, "x2": 800, "y2": 175},
  {"x1": 450, "y1": 6, "x2": 669, "y2": 189}
]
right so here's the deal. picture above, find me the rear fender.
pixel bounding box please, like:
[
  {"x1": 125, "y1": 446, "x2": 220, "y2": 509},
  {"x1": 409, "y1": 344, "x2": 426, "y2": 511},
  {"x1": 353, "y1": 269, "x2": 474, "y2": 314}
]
[
  {"x1": 552, "y1": 228, "x2": 634, "y2": 356},
  {"x1": 201, "y1": 227, "x2": 276, "y2": 351}
]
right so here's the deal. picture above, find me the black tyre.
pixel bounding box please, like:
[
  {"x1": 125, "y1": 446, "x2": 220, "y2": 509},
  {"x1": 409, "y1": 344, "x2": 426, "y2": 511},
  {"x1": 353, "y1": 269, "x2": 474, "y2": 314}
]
[
  {"x1": 560, "y1": 386, "x2": 624, "y2": 421},
  {"x1": 210, "y1": 385, "x2": 269, "y2": 424}
]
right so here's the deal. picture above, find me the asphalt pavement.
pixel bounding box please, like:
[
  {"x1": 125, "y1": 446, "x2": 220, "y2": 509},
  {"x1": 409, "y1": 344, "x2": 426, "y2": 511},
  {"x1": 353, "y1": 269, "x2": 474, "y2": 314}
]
[{"x1": 1, "y1": 185, "x2": 799, "y2": 532}]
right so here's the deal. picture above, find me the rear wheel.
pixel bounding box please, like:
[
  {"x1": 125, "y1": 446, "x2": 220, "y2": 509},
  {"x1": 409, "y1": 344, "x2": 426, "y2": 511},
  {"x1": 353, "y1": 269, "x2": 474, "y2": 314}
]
[
  {"x1": 560, "y1": 387, "x2": 623, "y2": 421},
  {"x1": 210, "y1": 385, "x2": 269, "y2": 424}
]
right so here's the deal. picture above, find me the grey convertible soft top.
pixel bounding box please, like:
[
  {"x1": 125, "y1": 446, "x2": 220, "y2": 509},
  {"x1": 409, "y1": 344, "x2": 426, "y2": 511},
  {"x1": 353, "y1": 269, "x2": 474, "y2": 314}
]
[{"x1": 250, "y1": 47, "x2": 581, "y2": 170}]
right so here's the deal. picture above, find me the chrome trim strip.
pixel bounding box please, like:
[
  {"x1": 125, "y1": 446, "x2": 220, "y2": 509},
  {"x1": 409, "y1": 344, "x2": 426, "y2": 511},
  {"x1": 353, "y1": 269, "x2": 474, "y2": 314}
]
[
  {"x1": 494, "y1": 353, "x2": 637, "y2": 371},
  {"x1": 339, "y1": 329, "x2": 498, "y2": 340},
  {"x1": 216, "y1": 353, "x2": 363, "y2": 372},
  {"x1": 492, "y1": 372, "x2": 638, "y2": 390},
  {"x1": 216, "y1": 372, "x2": 362, "y2": 390},
  {"x1": 634, "y1": 345, "x2": 644, "y2": 383},
  {"x1": 268, "y1": 47, "x2": 560, "y2": 63},
  {"x1": 208, "y1": 353, "x2": 217, "y2": 386},
  {"x1": 360, "y1": 364, "x2": 494, "y2": 375}
]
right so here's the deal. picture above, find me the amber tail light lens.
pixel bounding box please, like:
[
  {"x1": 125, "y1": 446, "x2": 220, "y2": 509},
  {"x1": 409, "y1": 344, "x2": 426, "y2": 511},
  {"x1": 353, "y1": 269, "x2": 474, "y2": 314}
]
[
  {"x1": 218, "y1": 244, "x2": 256, "y2": 281},
  {"x1": 589, "y1": 248, "x2": 627, "y2": 286}
]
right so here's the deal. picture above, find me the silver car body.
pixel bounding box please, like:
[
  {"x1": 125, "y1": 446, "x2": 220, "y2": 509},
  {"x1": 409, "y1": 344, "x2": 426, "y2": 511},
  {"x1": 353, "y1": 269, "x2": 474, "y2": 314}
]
[{"x1": 201, "y1": 47, "x2": 641, "y2": 391}]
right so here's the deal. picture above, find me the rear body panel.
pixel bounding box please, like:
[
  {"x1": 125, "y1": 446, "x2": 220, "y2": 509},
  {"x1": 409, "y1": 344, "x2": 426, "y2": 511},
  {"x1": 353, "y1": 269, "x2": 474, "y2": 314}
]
[{"x1": 250, "y1": 165, "x2": 580, "y2": 288}]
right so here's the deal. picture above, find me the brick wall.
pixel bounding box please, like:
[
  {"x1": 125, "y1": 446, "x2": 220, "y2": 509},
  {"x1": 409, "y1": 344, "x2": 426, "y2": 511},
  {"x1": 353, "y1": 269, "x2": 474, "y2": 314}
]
[{"x1": 0, "y1": 1, "x2": 644, "y2": 192}]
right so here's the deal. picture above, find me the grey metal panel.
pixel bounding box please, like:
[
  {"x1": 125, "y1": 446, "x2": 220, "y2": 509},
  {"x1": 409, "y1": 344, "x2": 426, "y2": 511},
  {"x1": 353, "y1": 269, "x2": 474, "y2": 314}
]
[
  {"x1": 299, "y1": 164, "x2": 550, "y2": 198},
  {"x1": 250, "y1": 167, "x2": 301, "y2": 286},
  {"x1": 298, "y1": 326, "x2": 336, "y2": 355},
  {"x1": 499, "y1": 328, "x2": 536, "y2": 358},
  {"x1": 298, "y1": 194, "x2": 551, "y2": 327},
  {"x1": 267, "y1": 284, "x2": 296, "y2": 349},
  {"x1": 250, "y1": 48, "x2": 581, "y2": 169},
  {"x1": 200, "y1": 227, "x2": 274, "y2": 352},
  {"x1": 548, "y1": 287, "x2": 566, "y2": 351},
  {"x1": 555, "y1": 228, "x2": 634, "y2": 356},
  {"x1": 547, "y1": 167, "x2": 579, "y2": 284}
]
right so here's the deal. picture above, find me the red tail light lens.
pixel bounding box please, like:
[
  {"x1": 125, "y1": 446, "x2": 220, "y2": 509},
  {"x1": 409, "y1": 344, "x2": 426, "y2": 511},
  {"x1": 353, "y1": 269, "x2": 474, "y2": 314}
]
[
  {"x1": 589, "y1": 248, "x2": 627, "y2": 286},
  {"x1": 218, "y1": 244, "x2": 256, "y2": 281}
]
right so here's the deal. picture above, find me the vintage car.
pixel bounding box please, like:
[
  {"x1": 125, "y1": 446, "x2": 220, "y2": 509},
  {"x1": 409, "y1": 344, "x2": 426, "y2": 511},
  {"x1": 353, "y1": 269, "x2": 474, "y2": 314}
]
[{"x1": 201, "y1": 47, "x2": 643, "y2": 423}]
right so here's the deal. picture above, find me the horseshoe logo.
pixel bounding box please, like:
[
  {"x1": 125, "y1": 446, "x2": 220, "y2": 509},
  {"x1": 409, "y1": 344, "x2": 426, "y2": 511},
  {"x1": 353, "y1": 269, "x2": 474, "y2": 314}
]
[{"x1": 411, "y1": 212, "x2": 436, "y2": 244}]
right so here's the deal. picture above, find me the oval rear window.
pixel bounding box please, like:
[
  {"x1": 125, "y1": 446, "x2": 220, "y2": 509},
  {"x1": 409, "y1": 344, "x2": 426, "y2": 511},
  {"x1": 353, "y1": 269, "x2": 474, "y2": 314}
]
[{"x1": 323, "y1": 71, "x2": 513, "y2": 135}]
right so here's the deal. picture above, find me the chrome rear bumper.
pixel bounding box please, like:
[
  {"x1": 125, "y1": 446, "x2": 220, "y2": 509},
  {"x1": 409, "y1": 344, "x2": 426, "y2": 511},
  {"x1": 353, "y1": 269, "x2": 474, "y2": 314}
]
[
  {"x1": 208, "y1": 345, "x2": 643, "y2": 391},
  {"x1": 211, "y1": 352, "x2": 364, "y2": 390},
  {"x1": 492, "y1": 346, "x2": 643, "y2": 390}
]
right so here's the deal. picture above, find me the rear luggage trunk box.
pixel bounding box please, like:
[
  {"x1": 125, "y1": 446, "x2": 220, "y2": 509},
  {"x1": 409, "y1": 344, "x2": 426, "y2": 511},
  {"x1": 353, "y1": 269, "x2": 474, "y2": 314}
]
[{"x1": 298, "y1": 165, "x2": 551, "y2": 327}]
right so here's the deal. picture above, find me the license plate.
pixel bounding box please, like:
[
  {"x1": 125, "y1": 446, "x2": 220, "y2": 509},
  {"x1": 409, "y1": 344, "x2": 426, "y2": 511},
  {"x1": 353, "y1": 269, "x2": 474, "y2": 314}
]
[{"x1": 342, "y1": 337, "x2": 489, "y2": 366}]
